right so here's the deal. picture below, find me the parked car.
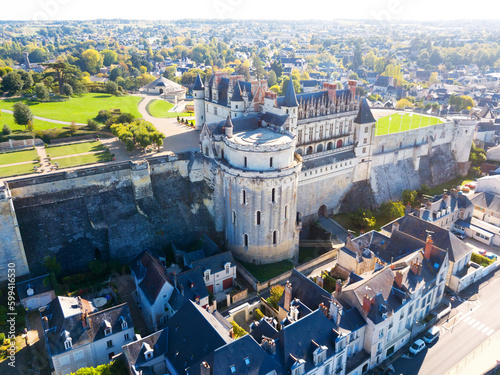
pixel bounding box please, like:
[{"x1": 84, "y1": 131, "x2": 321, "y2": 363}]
[
  {"x1": 409, "y1": 339, "x2": 426, "y2": 355},
  {"x1": 478, "y1": 249, "x2": 487, "y2": 256},
  {"x1": 485, "y1": 252, "x2": 497, "y2": 260},
  {"x1": 423, "y1": 326, "x2": 440, "y2": 344}
]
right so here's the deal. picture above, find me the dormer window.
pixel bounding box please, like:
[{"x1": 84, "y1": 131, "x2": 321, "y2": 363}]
[
  {"x1": 291, "y1": 358, "x2": 306, "y2": 375},
  {"x1": 225, "y1": 264, "x2": 230, "y2": 274},
  {"x1": 142, "y1": 342, "x2": 154, "y2": 360},
  {"x1": 64, "y1": 338, "x2": 72, "y2": 350},
  {"x1": 205, "y1": 271, "x2": 210, "y2": 281},
  {"x1": 120, "y1": 317, "x2": 127, "y2": 330},
  {"x1": 104, "y1": 320, "x2": 112, "y2": 336}
]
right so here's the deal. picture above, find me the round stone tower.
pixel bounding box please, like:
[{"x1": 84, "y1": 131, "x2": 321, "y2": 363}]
[
  {"x1": 193, "y1": 73, "x2": 205, "y2": 131},
  {"x1": 219, "y1": 116, "x2": 302, "y2": 264}
]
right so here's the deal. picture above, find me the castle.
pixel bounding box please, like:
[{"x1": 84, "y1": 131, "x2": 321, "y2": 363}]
[
  {"x1": 193, "y1": 71, "x2": 476, "y2": 265},
  {"x1": 0, "y1": 72, "x2": 476, "y2": 281}
]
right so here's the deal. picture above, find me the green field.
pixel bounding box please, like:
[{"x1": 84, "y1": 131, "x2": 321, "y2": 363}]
[
  {"x1": 239, "y1": 259, "x2": 295, "y2": 283},
  {"x1": 0, "y1": 93, "x2": 142, "y2": 123},
  {"x1": 376, "y1": 113, "x2": 443, "y2": 136},
  {"x1": 48, "y1": 141, "x2": 105, "y2": 158},
  {"x1": 0, "y1": 111, "x2": 65, "y2": 131},
  {"x1": 146, "y1": 99, "x2": 194, "y2": 118},
  {"x1": 0, "y1": 149, "x2": 38, "y2": 166},
  {"x1": 54, "y1": 152, "x2": 113, "y2": 169},
  {"x1": 0, "y1": 162, "x2": 37, "y2": 178}
]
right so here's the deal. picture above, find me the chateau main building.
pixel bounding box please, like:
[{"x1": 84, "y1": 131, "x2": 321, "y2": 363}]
[{"x1": 194, "y1": 71, "x2": 476, "y2": 264}]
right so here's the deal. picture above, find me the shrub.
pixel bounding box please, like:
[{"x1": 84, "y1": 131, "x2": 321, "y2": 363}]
[
  {"x1": 105, "y1": 81, "x2": 119, "y2": 95},
  {"x1": 87, "y1": 119, "x2": 99, "y2": 131},
  {"x1": 2, "y1": 124, "x2": 11, "y2": 135},
  {"x1": 26, "y1": 121, "x2": 35, "y2": 132},
  {"x1": 350, "y1": 208, "x2": 376, "y2": 228},
  {"x1": 62, "y1": 83, "x2": 73, "y2": 97},
  {"x1": 96, "y1": 109, "x2": 113, "y2": 123},
  {"x1": 69, "y1": 121, "x2": 78, "y2": 133},
  {"x1": 230, "y1": 321, "x2": 248, "y2": 339},
  {"x1": 0, "y1": 333, "x2": 5, "y2": 345},
  {"x1": 254, "y1": 309, "x2": 265, "y2": 320},
  {"x1": 34, "y1": 83, "x2": 50, "y2": 101},
  {"x1": 379, "y1": 201, "x2": 405, "y2": 219},
  {"x1": 13, "y1": 102, "x2": 33, "y2": 126}
]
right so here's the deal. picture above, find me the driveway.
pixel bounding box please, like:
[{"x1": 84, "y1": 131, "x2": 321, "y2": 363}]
[{"x1": 135, "y1": 94, "x2": 200, "y2": 154}]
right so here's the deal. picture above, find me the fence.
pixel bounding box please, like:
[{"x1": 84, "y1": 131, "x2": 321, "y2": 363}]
[{"x1": 0, "y1": 138, "x2": 43, "y2": 151}]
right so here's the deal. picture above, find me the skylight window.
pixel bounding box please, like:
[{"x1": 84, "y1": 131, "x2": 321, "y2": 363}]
[
  {"x1": 230, "y1": 365, "x2": 236, "y2": 373},
  {"x1": 245, "y1": 357, "x2": 250, "y2": 366}
]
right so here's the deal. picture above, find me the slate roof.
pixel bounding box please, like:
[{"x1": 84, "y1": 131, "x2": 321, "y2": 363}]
[
  {"x1": 278, "y1": 269, "x2": 331, "y2": 313},
  {"x1": 42, "y1": 298, "x2": 132, "y2": 357},
  {"x1": 123, "y1": 301, "x2": 232, "y2": 374},
  {"x1": 281, "y1": 78, "x2": 298, "y2": 107},
  {"x1": 261, "y1": 112, "x2": 289, "y2": 127},
  {"x1": 249, "y1": 318, "x2": 279, "y2": 342},
  {"x1": 337, "y1": 307, "x2": 366, "y2": 336},
  {"x1": 130, "y1": 250, "x2": 172, "y2": 306},
  {"x1": 417, "y1": 190, "x2": 472, "y2": 222},
  {"x1": 302, "y1": 150, "x2": 356, "y2": 171},
  {"x1": 17, "y1": 274, "x2": 53, "y2": 301},
  {"x1": 382, "y1": 215, "x2": 470, "y2": 262},
  {"x1": 183, "y1": 250, "x2": 206, "y2": 267},
  {"x1": 231, "y1": 82, "x2": 243, "y2": 101},
  {"x1": 144, "y1": 76, "x2": 184, "y2": 91},
  {"x1": 191, "y1": 251, "x2": 236, "y2": 274},
  {"x1": 354, "y1": 98, "x2": 376, "y2": 124},
  {"x1": 471, "y1": 191, "x2": 500, "y2": 213},
  {"x1": 193, "y1": 73, "x2": 204, "y2": 91},
  {"x1": 176, "y1": 267, "x2": 209, "y2": 303}
]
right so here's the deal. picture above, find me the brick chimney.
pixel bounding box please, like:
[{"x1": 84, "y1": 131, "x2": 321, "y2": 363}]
[
  {"x1": 200, "y1": 361, "x2": 211, "y2": 375},
  {"x1": 424, "y1": 234, "x2": 433, "y2": 260},
  {"x1": 319, "y1": 302, "x2": 328, "y2": 317},
  {"x1": 284, "y1": 281, "x2": 292, "y2": 312},
  {"x1": 326, "y1": 83, "x2": 337, "y2": 101},
  {"x1": 362, "y1": 295, "x2": 372, "y2": 314},
  {"x1": 392, "y1": 222, "x2": 400, "y2": 234},
  {"x1": 410, "y1": 261, "x2": 422, "y2": 276},
  {"x1": 316, "y1": 276, "x2": 324, "y2": 288},
  {"x1": 262, "y1": 338, "x2": 277, "y2": 354},
  {"x1": 81, "y1": 313, "x2": 86, "y2": 328},
  {"x1": 335, "y1": 279, "x2": 342, "y2": 298},
  {"x1": 394, "y1": 271, "x2": 404, "y2": 289},
  {"x1": 348, "y1": 80, "x2": 357, "y2": 97}
]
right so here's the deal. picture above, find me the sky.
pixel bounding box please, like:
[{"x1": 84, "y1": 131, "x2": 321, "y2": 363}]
[{"x1": 2, "y1": 0, "x2": 500, "y2": 22}]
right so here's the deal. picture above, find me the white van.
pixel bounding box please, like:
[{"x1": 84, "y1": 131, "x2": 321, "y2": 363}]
[{"x1": 423, "y1": 326, "x2": 440, "y2": 344}]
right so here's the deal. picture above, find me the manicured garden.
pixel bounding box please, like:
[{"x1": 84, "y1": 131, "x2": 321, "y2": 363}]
[
  {"x1": 0, "y1": 148, "x2": 38, "y2": 166},
  {"x1": 146, "y1": 99, "x2": 193, "y2": 118},
  {"x1": 0, "y1": 162, "x2": 38, "y2": 178},
  {"x1": 47, "y1": 141, "x2": 105, "y2": 158},
  {"x1": 239, "y1": 259, "x2": 295, "y2": 283},
  {"x1": 53, "y1": 151, "x2": 113, "y2": 169},
  {"x1": 0, "y1": 93, "x2": 142, "y2": 123},
  {"x1": 376, "y1": 113, "x2": 443, "y2": 136}
]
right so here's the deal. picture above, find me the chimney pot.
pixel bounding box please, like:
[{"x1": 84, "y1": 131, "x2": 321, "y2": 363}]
[
  {"x1": 424, "y1": 234, "x2": 433, "y2": 260},
  {"x1": 284, "y1": 281, "x2": 292, "y2": 312},
  {"x1": 335, "y1": 279, "x2": 342, "y2": 298},
  {"x1": 362, "y1": 295, "x2": 372, "y2": 314},
  {"x1": 394, "y1": 271, "x2": 404, "y2": 289}
]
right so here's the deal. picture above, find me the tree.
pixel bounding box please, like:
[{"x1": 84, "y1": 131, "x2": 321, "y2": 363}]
[
  {"x1": 266, "y1": 285, "x2": 284, "y2": 309},
  {"x1": 105, "y1": 81, "x2": 119, "y2": 95},
  {"x1": 380, "y1": 201, "x2": 405, "y2": 219},
  {"x1": 349, "y1": 72, "x2": 359, "y2": 80},
  {"x1": 2, "y1": 124, "x2": 11, "y2": 135},
  {"x1": 350, "y1": 208, "x2": 376, "y2": 228},
  {"x1": 230, "y1": 321, "x2": 248, "y2": 339},
  {"x1": 43, "y1": 255, "x2": 61, "y2": 275},
  {"x1": 109, "y1": 67, "x2": 122, "y2": 81},
  {"x1": 100, "y1": 49, "x2": 118, "y2": 66},
  {"x1": 267, "y1": 70, "x2": 277, "y2": 87},
  {"x1": 352, "y1": 43, "x2": 363, "y2": 70},
  {"x1": 396, "y1": 98, "x2": 412, "y2": 109},
  {"x1": 252, "y1": 54, "x2": 266, "y2": 79},
  {"x1": 62, "y1": 83, "x2": 73, "y2": 96},
  {"x1": 35, "y1": 83, "x2": 49, "y2": 101},
  {"x1": 271, "y1": 60, "x2": 283, "y2": 78},
  {"x1": 19, "y1": 71, "x2": 33, "y2": 90},
  {"x1": 281, "y1": 76, "x2": 300, "y2": 95},
  {"x1": 402, "y1": 189, "x2": 418, "y2": 206},
  {"x1": 13, "y1": 102, "x2": 33, "y2": 127},
  {"x1": 1, "y1": 71, "x2": 23, "y2": 94},
  {"x1": 81, "y1": 49, "x2": 103, "y2": 74}
]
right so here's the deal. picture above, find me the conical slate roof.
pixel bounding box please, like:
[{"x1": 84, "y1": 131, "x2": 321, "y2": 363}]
[
  {"x1": 354, "y1": 98, "x2": 376, "y2": 124},
  {"x1": 283, "y1": 78, "x2": 298, "y2": 107},
  {"x1": 231, "y1": 82, "x2": 243, "y2": 102},
  {"x1": 225, "y1": 115, "x2": 233, "y2": 128},
  {"x1": 193, "y1": 73, "x2": 204, "y2": 91}
]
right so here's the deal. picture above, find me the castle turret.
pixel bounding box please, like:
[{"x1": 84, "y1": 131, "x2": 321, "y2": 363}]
[
  {"x1": 193, "y1": 73, "x2": 205, "y2": 131},
  {"x1": 280, "y1": 79, "x2": 299, "y2": 135},
  {"x1": 353, "y1": 98, "x2": 376, "y2": 181},
  {"x1": 224, "y1": 115, "x2": 233, "y2": 138},
  {"x1": 230, "y1": 82, "x2": 244, "y2": 119}
]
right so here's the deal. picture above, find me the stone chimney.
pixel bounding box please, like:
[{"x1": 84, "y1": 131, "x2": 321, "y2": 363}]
[
  {"x1": 362, "y1": 295, "x2": 372, "y2": 314},
  {"x1": 410, "y1": 261, "x2": 422, "y2": 276},
  {"x1": 316, "y1": 276, "x2": 324, "y2": 288},
  {"x1": 394, "y1": 271, "x2": 404, "y2": 289},
  {"x1": 392, "y1": 222, "x2": 400, "y2": 234},
  {"x1": 424, "y1": 234, "x2": 433, "y2": 260},
  {"x1": 326, "y1": 83, "x2": 337, "y2": 101},
  {"x1": 200, "y1": 361, "x2": 211, "y2": 375},
  {"x1": 284, "y1": 281, "x2": 292, "y2": 312},
  {"x1": 319, "y1": 303, "x2": 328, "y2": 317},
  {"x1": 335, "y1": 279, "x2": 342, "y2": 298}
]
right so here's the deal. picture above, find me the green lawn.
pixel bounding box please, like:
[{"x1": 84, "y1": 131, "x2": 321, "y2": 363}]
[
  {"x1": 48, "y1": 141, "x2": 105, "y2": 158},
  {"x1": 332, "y1": 212, "x2": 396, "y2": 237},
  {"x1": 376, "y1": 113, "x2": 443, "y2": 136},
  {"x1": 0, "y1": 149, "x2": 38, "y2": 166},
  {"x1": 53, "y1": 152, "x2": 113, "y2": 169},
  {"x1": 298, "y1": 247, "x2": 318, "y2": 264},
  {"x1": 0, "y1": 93, "x2": 142, "y2": 123},
  {"x1": 0, "y1": 162, "x2": 38, "y2": 178},
  {"x1": 146, "y1": 99, "x2": 194, "y2": 118},
  {"x1": 1, "y1": 111, "x2": 65, "y2": 131},
  {"x1": 238, "y1": 259, "x2": 295, "y2": 283}
]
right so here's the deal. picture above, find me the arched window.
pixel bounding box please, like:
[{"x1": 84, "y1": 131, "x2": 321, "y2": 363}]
[
  {"x1": 316, "y1": 144, "x2": 323, "y2": 153},
  {"x1": 306, "y1": 146, "x2": 313, "y2": 155},
  {"x1": 204, "y1": 147, "x2": 209, "y2": 156},
  {"x1": 244, "y1": 234, "x2": 248, "y2": 247},
  {"x1": 337, "y1": 139, "x2": 343, "y2": 148},
  {"x1": 327, "y1": 142, "x2": 333, "y2": 150},
  {"x1": 256, "y1": 211, "x2": 261, "y2": 226},
  {"x1": 273, "y1": 231, "x2": 277, "y2": 245},
  {"x1": 296, "y1": 148, "x2": 303, "y2": 155},
  {"x1": 271, "y1": 188, "x2": 276, "y2": 203}
]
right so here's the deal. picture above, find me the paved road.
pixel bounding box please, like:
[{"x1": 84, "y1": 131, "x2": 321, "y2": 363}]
[
  {"x1": 135, "y1": 94, "x2": 199, "y2": 154},
  {"x1": 391, "y1": 269, "x2": 500, "y2": 375}
]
